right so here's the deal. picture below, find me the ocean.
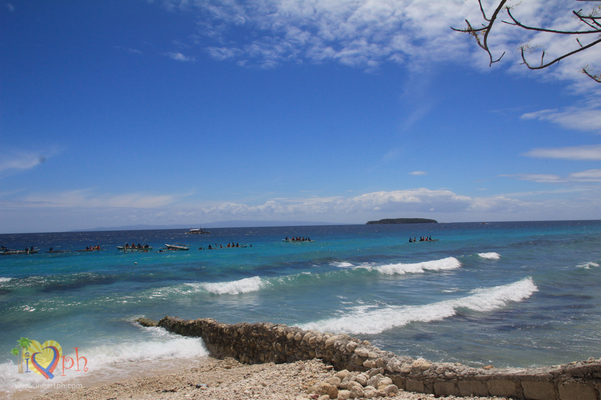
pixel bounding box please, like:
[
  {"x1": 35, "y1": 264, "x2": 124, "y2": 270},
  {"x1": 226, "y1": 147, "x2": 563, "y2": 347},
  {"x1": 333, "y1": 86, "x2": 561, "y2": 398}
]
[{"x1": 1, "y1": 221, "x2": 601, "y2": 398}]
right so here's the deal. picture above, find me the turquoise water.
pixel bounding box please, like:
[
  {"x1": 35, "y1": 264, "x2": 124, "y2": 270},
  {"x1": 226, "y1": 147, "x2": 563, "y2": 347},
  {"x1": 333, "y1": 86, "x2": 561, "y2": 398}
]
[{"x1": 1, "y1": 221, "x2": 601, "y2": 397}]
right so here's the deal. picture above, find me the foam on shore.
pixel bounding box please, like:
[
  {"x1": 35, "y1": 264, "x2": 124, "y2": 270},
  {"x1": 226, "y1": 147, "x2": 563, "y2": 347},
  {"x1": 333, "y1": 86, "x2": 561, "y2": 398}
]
[{"x1": 0, "y1": 326, "x2": 209, "y2": 399}]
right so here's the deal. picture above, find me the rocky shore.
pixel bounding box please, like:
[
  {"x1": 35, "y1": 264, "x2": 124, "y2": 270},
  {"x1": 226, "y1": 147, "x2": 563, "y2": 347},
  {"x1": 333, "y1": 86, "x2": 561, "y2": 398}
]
[
  {"x1": 34, "y1": 357, "x2": 510, "y2": 400},
  {"x1": 134, "y1": 316, "x2": 601, "y2": 400},
  {"x1": 26, "y1": 316, "x2": 601, "y2": 400}
]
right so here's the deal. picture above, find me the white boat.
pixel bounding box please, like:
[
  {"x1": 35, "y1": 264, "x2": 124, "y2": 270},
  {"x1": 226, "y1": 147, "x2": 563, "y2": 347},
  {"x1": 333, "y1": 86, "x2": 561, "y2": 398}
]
[
  {"x1": 186, "y1": 226, "x2": 210, "y2": 234},
  {"x1": 165, "y1": 243, "x2": 190, "y2": 251}
]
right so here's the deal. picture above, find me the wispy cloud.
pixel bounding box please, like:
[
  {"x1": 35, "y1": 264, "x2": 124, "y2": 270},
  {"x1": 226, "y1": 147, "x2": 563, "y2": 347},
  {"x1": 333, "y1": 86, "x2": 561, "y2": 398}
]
[
  {"x1": 116, "y1": 46, "x2": 143, "y2": 55},
  {"x1": 523, "y1": 144, "x2": 601, "y2": 160},
  {"x1": 409, "y1": 171, "x2": 427, "y2": 176},
  {"x1": 506, "y1": 173, "x2": 565, "y2": 184},
  {"x1": 165, "y1": 52, "x2": 196, "y2": 62},
  {"x1": 23, "y1": 189, "x2": 178, "y2": 209},
  {"x1": 568, "y1": 169, "x2": 601, "y2": 182},
  {"x1": 521, "y1": 107, "x2": 601, "y2": 133},
  {"x1": 0, "y1": 151, "x2": 47, "y2": 174},
  {"x1": 6, "y1": 3, "x2": 15, "y2": 12},
  {"x1": 505, "y1": 169, "x2": 601, "y2": 183}
]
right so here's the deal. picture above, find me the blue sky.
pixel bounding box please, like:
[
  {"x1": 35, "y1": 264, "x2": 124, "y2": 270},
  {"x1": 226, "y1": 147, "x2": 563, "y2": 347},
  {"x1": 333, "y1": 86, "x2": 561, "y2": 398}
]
[{"x1": 2, "y1": 0, "x2": 601, "y2": 233}]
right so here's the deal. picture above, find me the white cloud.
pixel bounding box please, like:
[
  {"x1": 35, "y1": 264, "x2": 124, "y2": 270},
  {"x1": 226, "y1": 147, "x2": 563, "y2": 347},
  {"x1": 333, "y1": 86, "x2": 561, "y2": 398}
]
[
  {"x1": 162, "y1": 0, "x2": 481, "y2": 69},
  {"x1": 409, "y1": 171, "x2": 426, "y2": 176},
  {"x1": 7, "y1": 187, "x2": 601, "y2": 232},
  {"x1": 506, "y1": 173, "x2": 565, "y2": 184},
  {"x1": 165, "y1": 52, "x2": 196, "y2": 62},
  {"x1": 156, "y1": 0, "x2": 601, "y2": 87},
  {"x1": 524, "y1": 144, "x2": 601, "y2": 160},
  {"x1": 6, "y1": 187, "x2": 517, "y2": 216},
  {"x1": 568, "y1": 169, "x2": 601, "y2": 182},
  {"x1": 521, "y1": 107, "x2": 601, "y2": 133},
  {"x1": 22, "y1": 190, "x2": 178, "y2": 209},
  {"x1": 115, "y1": 46, "x2": 143, "y2": 55},
  {"x1": 504, "y1": 169, "x2": 601, "y2": 183},
  {"x1": 6, "y1": 4, "x2": 15, "y2": 12},
  {"x1": 192, "y1": 188, "x2": 518, "y2": 217},
  {"x1": 0, "y1": 151, "x2": 47, "y2": 174},
  {"x1": 206, "y1": 46, "x2": 240, "y2": 60}
]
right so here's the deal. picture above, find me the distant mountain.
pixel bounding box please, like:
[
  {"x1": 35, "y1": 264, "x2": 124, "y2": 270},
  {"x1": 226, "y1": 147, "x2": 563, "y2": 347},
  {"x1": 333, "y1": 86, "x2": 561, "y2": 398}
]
[{"x1": 366, "y1": 218, "x2": 438, "y2": 225}]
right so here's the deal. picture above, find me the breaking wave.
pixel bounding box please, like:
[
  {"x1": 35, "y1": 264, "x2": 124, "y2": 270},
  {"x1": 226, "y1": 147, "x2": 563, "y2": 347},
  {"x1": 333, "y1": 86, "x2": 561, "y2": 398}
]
[
  {"x1": 478, "y1": 252, "x2": 501, "y2": 260},
  {"x1": 298, "y1": 277, "x2": 538, "y2": 335},
  {"x1": 576, "y1": 262, "x2": 599, "y2": 269},
  {"x1": 375, "y1": 257, "x2": 461, "y2": 275},
  {"x1": 193, "y1": 276, "x2": 266, "y2": 295}
]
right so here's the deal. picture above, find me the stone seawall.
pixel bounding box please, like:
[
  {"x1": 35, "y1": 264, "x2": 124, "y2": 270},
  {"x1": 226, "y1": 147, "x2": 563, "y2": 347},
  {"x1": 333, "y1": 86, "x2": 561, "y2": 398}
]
[{"x1": 138, "y1": 316, "x2": 601, "y2": 400}]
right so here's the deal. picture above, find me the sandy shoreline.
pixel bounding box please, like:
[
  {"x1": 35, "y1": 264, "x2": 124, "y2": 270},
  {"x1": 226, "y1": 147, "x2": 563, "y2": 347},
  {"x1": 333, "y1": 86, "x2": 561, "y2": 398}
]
[{"x1": 26, "y1": 356, "x2": 510, "y2": 400}]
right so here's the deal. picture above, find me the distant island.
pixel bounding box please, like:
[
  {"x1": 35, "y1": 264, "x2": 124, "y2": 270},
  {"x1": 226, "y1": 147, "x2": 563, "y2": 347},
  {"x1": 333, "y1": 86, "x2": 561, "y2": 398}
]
[{"x1": 366, "y1": 218, "x2": 438, "y2": 225}]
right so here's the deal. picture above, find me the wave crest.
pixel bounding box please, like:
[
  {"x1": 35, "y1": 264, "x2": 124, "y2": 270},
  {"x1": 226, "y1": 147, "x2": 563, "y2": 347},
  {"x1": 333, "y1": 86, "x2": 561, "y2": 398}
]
[
  {"x1": 576, "y1": 262, "x2": 599, "y2": 269},
  {"x1": 478, "y1": 252, "x2": 501, "y2": 260},
  {"x1": 197, "y1": 276, "x2": 266, "y2": 295},
  {"x1": 298, "y1": 277, "x2": 537, "y2": 335},
  {"x1": 376, "y1": 257, "x2": 461, "y2": 275}
]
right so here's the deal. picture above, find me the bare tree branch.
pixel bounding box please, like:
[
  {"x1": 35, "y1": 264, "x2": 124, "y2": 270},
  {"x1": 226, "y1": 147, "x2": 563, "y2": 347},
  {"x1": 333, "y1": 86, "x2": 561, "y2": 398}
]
[
  {"x1": 454, "y1": 1, "x2": 601, "y2": 83},
  {"x1": 520, "y1": 36, "x2": 601, "y2": 69},
  {"x1": 506, "y1": 7, "x2": 601, "y2": 34},
  {"x1": 583, "y1": 66, "x2": 601, "y2": 82},
  {"x1": 452, "y1": 0, "x2": 509, "y2": 66}
]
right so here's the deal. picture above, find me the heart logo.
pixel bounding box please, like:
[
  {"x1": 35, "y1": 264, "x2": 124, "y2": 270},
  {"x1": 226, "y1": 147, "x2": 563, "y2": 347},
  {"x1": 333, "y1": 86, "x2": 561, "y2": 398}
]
[{"x1": 26, "y1": 340, "x2": 62, "y2": 379}]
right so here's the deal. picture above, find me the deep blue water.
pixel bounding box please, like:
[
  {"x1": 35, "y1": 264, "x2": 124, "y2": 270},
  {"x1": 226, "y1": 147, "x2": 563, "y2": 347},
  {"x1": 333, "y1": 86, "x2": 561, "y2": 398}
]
[{"x1": 2, "y1": 221, "x2": 601, "y2": 397}]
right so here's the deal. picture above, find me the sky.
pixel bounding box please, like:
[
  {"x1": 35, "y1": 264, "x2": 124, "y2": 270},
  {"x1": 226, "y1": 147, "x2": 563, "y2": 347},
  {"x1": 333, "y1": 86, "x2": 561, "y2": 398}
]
[{"x1": 1, "y1": 0, "x2": 601, "y2": 233}]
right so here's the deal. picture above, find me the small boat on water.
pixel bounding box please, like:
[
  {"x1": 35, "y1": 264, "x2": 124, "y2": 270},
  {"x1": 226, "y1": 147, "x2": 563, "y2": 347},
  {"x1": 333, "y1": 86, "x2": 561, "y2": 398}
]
[
  {"x1": 1, "y1": 248, "x2": 39, "y2": 255},
  {"x1": 117, "y1": 244, "x2": 152, "y2": 252},
  {"x1": 165, "y1": 243, "x2": 190, "y2": 251},
  {"x1": 282, "y1": 237, "x2": 314, "y2": 243},
  {"x1": 76, "y1": 246, "x2": 103, "y2": 252},
  {"x1": 186, "y1": 226, "x2": 210, "y2": 234},
  {"x1": 408, "y1": 238, "x2": 439, "y2": 243}
]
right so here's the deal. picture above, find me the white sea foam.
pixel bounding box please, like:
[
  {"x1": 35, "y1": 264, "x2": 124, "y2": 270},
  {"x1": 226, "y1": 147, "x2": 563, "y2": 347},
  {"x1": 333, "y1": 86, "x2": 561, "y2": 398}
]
[
  {"x1": 478, "y1": 252, "x2": 501, "y2": 260},
  {"x1": 576, "y1": 262, "x2": 600, "y2": 269},
  {"x1": 298, "y1": 277, "x2": 537, "y2": 335},
  {"x1": 85, "y1": 327, "x2": 209, "y2": 366},
  {"x1": 331, "y1": 261, "x2": 354, "y2": 268},
  {"x1": 199, "y1": 276, "x2": 265, "y2": 295},
  {"x1": 146, "y1": 277, "x2": 267, "y2": 298},
  {"x1": 0, "y1": 327, "x2": 209, "y2": 397},
  {"x1": 0, "y1": 277, "x2": 12, "y2": 283},
  {"x1": 376, "y1": 257, "x2": 461, "y2": 275}
]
